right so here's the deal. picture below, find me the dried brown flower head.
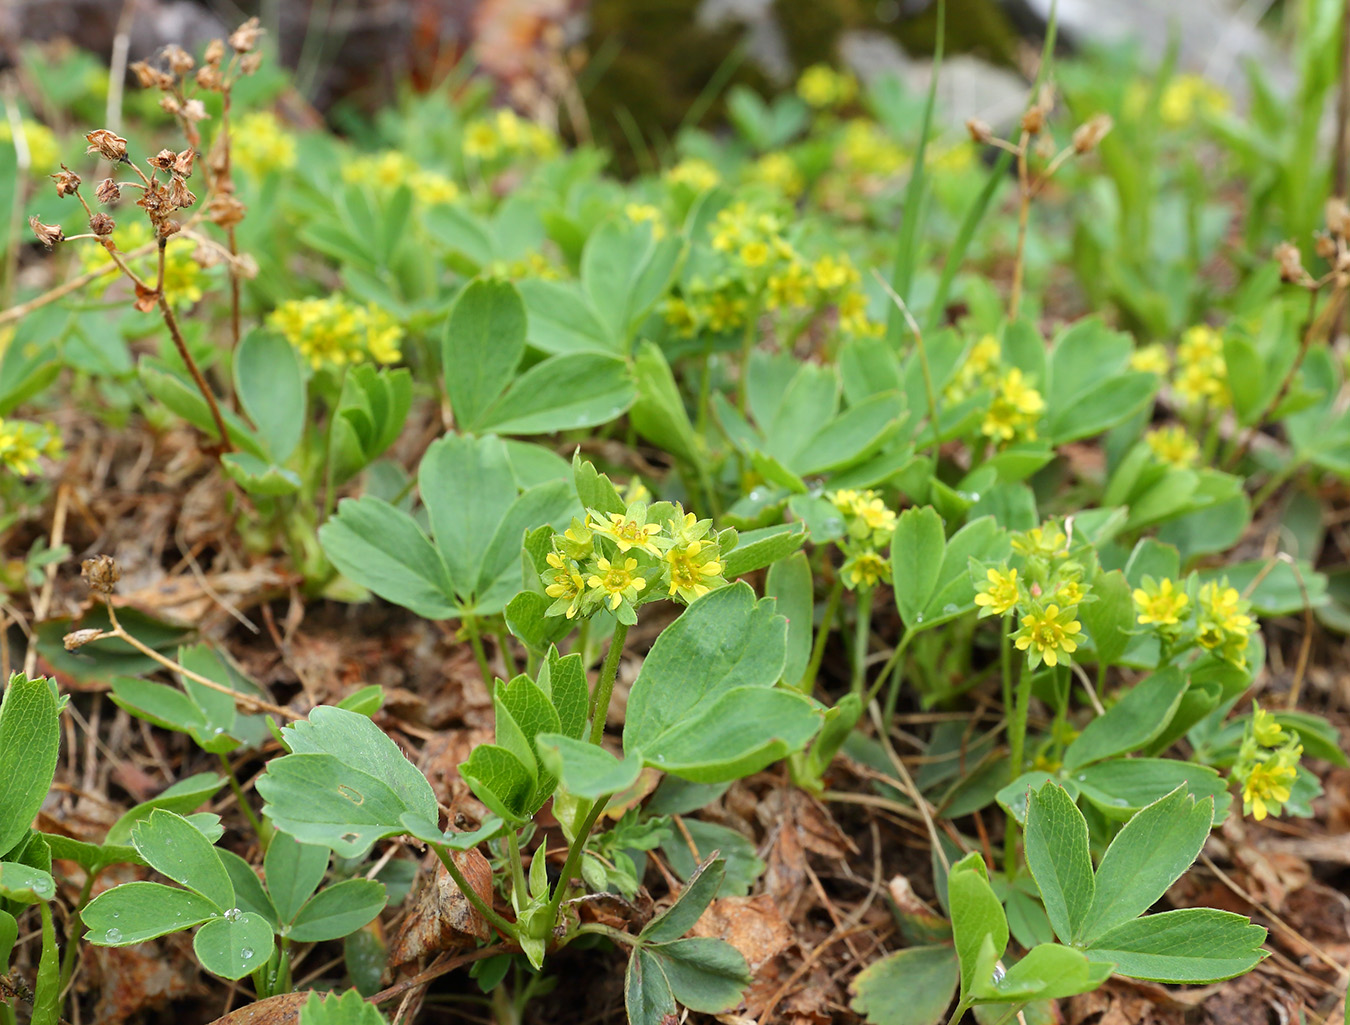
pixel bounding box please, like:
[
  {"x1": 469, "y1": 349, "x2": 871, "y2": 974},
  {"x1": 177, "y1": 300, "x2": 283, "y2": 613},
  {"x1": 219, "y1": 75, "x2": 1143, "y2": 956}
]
[
  {"x1": 63, "y1": 628, "x2": 104, "y2": 651},
  {"x1": 149, "y1": 148, "x2": 177, "y2": 171},
  {"x1": 1326, "y1": 197, "x2": 1350, "y2": 239},
  {"x1": 159, "y1": 94, "x2": 182, "y2": 116},
  {"x1": 1072, "y1": 114, "x2": 1113, "y2": 154},
  {"x1": 89, "y1": 212, "x2": 116, "y2": 236},
  {"x1": 195, "y1": 65, "x2": 222, "y2": 91},
  {"x1": 163, "y1": 45, "x2": 195, "y2": 75},
  {"x1": 129, "y1": 60, "x2": 160, "y2": 89},
  {"x1": 239, "y1": 52, "x2": 263, "y2": 76},
  {"x1": 966, "y1": 117, "x2": 993, "y2": 144},
  {"x1": 86, "y1": 129, "x2": 129, "y2": 162},
  {"x1": 50, "y1": 165, "x2": 81, "y2": 197},
  {"x1": 95, "y1": 177, "x2": 121, "y2": 204},
  {"x1": 167, "y1": 177, "x2": 197, "y2": 210},
  {"x1": 207, "y1": 193, "x2": 247, "y2": 228},
  {"x1": 204, "y1": 38, "x2": 225, "y2": 65},
  {"x1": 1315, "y1": 232, "x2": 1337, "y2": 261},
  {"x1": 81, "y1": 554, "x2": 121, "y2": 595},
  {"x1": 173, "y1": 149, "x2": 196, "y2": 177},
  {"x1": 182, "y1": 99, "x2": 209, "y2": 123},
  {"x1": 28, "y1": 216, "x2": 64, "y2": 248},
  {"x1": 1274, "y1": 241, "x2": 1306, "y2": 284},
  {"x1": 229, "y1": 17, "x2": 262, "y2": 53}
]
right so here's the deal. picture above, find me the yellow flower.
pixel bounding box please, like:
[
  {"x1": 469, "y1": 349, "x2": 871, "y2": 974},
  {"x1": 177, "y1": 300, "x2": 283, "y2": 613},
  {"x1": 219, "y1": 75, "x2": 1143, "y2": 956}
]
[
  {"x1": 1011, "y1": 523, "x2": 1067, "y2": 559},
  {"x1": 1146, "y1": 425, "x2": 1199, "y2": 469},
  {"x1": 981, "y1": 368, "x2": 1045, "y2": 442},
  {"x1": 704, "y1": 291, "x2": 747, "y2": 333},
  {"x1": 663, "y1": 296, "x2": 699, "y2": 337},
  {"x1": 463, "y1": 120, "x2": 499, "y2": 160},
  {"x1": 829, "y1": 489, "x2": 862, "y2": 516},
  {"x1": 1178, "y1": 324, "x2": 1222, "y2": 364},
  {"x1": 838, "y1": 290, "x2": 879, "y2": 336},
  {"x1": 161, "y1": 243, "x2": 205, "y2": 308},
  {"x1": 233, "y1": 112, "x2": 298, "y2": 178},
  {"x1": 1013, "y1": 603, "x2": 1083, "y2": 668},
  {"x1": 766, "y1": 262, "x2": 811, "y2": 310},
  {"x1": 1159, "y1": 74, "x2": 1230, "y2": 126},
  {"x1": 544, "y1": 553, "x2": 587, "y2": 619},
  {"x1": 748, "y1": 152, "x2": 804, "y2": 199},
  {"x1": 625, "y1": 202, "x2": 666, "y2": 239},
  {"x1": 842, "y1": 550, "x2": 890, "y2": 590},
  {"x1": 797, "y1": 64, "x2": 856, "y2": 109},
  {"x1": 666, "y1": 158, "x2": 720, "y2": 192},
  {"x1": 740, "y1": 240, "x2": 770, "y2": 268},
  {"x1": 1241, "y1": 758, "x2": 1296, "y2": 821},
  {"x1": 856, "y1": 495, "x2": 896, "y2": 536},
  {"x1": 1054, "y1": 578, "x2": 1085, "y2": 606},
  {"x1": 665, "y1": 540, "x2": 724, "y2": 602},
  {"x1": 588, "y1": 556, "x2": 646, "y2": 610},
  {"x1": 1132, "y1": 576, "x2": 1189, "y2": 627},
  {"x1": 410, "y1": 170, "x2": 460, "y2": 205},
  {"x1": 840, "y1": 119, "x2": 906, "y2": 176},
  {"x1": 927, "y1": 142, "x2": 975, "y2": 174},
  {"x1": 0, "y1": 418, "x2": 62, "y2": 476},
  {"x1": 811, "y1": 254, "x2": 857, "y2": 292},
  {"x1": 1251, "y1": 704, "x2": 1285, "y2": 748},
  {"x1": 588, "y1": 510, "x2": 663, "y2": 557},
  {"x1": 267, "y1": 296, "x2": 403, "y2": 369},
  {"x1": 1130, "y1": 343, "x2": 1170, "y2": 375},
  {"x1": 974, "y1": 567, "x2": 1020, "y2": 617}
]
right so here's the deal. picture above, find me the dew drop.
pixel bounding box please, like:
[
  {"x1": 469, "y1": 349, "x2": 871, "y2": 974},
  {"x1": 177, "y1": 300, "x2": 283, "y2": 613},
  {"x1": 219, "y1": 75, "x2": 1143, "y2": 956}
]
[
  {"x1": 105, "y1": 928, "x2": 122, "y2": 943},
  {"x1": 111, "y1": 912, "x2": 120, "y2": 919},
  {"x1": 942, "y1": 604, "x2": 959, "y2": 616},
  {"x1": 1076, "y1": 774, "x2": 1087, "y2": 783},
  {"x1": 823, "y1": 517, "x2": 844, "y2": 533},
  {"x1": 224, "y1": 908, "x2": 243, "y2": 922},
  {"x1": 914, "y1": 613, "x2": 924, "y2": 623},
  {"x1": 990, "y1": 964, "x2": 1006, "y2": 984},
  {"x1": 240, "y1": 947, "x2": 254, "y2": 960}
]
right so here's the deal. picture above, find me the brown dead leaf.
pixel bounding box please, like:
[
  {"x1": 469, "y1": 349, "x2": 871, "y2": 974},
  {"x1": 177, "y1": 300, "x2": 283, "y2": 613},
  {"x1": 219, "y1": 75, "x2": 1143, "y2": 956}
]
[
  {"x1": 388, "y1": 850, "x2": 495, "y2": 968},
  {"x1": 1199, "y1": 973, "x2": 1302, "y2": 1025},
  {"x1": 205, "y1": 992, "x2": 309, "y2": 1025},
  {"x1": 691, "y1": 895, "x2": 794, "y2": 973},
  {"x1": 566, "y1": 891, "x2": 652, "y2": 933},
  {"x1": 83, "y1": 936, "x2": 203, "y2": 1024},
  {"x1": 1066, "y1": 985, "x2": 1187, "y2": 1025},
  {"x1": 119, "y1": 563, "x2": 291, "y2": 630},
  {"x1": 420, "y1": 727, "x2": 493, "y2": 807}
]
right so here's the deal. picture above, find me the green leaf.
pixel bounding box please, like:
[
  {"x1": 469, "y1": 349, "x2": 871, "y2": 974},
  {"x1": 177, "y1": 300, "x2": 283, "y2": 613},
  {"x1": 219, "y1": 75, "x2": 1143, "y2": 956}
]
[
  {"x1": 766, "y1": 552, "x2": 813, "y2": 687},
  {"x1": 642, "y1": 856, "x2": 726, "y2": 943},
  {"x1": 1083, "y1": 908, "x2": 1267, "y2": 983},
  {"x1": 257, "y1": 707, "x2": 440, "y2": 857},
  {"x1": 300, "y1": 989, "x2": 388, "y2": 1025},
  {"x1": 572, "y1": 452, "x2": 626, "y2": 515},
  {"x1": 264, "y1": 835, "x2": 329, "y2": 924},
  {"x1": 0, "y1": 909, "x2": 16, "y2": 965},
  {"x1": 536, "y1": 733, "x2": 644, "y2": 800},
  {"x1": 288, "y1": 879, "x2": 387, "y2": 942},
  {"x1": 443, "y1": 278, "x2": 527, "y2": 431},
  {"x1": 0, "y1": 861, "x2": 55, "y2": 903},
  {"x1": 582, "y1": 219, "x2": 679, "y2": 349},
  {"x1": 505, "y1": 591, "x2": 572, "y2": 656},
  {"x1": 1077, "y1": 569, "x2": 1133, "y2": 668},
  {"x1": 458, "y1": 744, "x2": 537, "y2": 825},
  {"x1": 977, "y1": 944, "x2": 1114, "y2": 1002},
  {"x1": 1080, "y1": 787, "x2": 1214, "y2": 944},
  {"x1": 651, "y1": 937, "x2": 751, "y2": 1013},
  {"x1": 1024, "y1": 782, "x2": 1094, "y2": 945},
  {"x1": 623, "y1": 584, "x2": 820, "y2": 781},
  {"x1": 630, "y1": 341, "x2": 700, "y2": 464},
  {"x1": 720, "y1": 523, "x2": 807, "y2": 578},
  {"x1": 479, "y1": 353, "x2": 635, "y2": 435},
  {"x1": 319, "y1": 496, "x2": 458, "y2": 619},
  {"x1": 140, "y1": 360, "x2": 266, "y2": 457},
  {"x1": 331, "y1": 366, "x2": 413, "y2": 484},
  {"x1": 660, "y1": 820, "x2": 765, "y2": 898},
  {"x1": 849, "y1": 944, "x2": 959, "y2": 1025},
  {"x1": 537, "y1": 647, "x2": 590, "y2": 741},
  {"x1": 83, "y1": 881, "x2": 220, "y2": 944},
  {"x1": 1063, "y1": 668, "x2": 1188, "y2": 771},
  {"x1": 0, "y1": 673, "x2": 61, "y2": 859},
  {"x1": 131, "y1": 809, "x2": 233, "y2": 910},
  {"x1": 921, "y1": 517, "x2": 1010, "y2": 626},
  {"x1": 105, "y1": 773, "x2": 226, "y2": 846},
  {"x1": 1074, "y1": 759, "x2": 1228, "y2": 822},
  {"x1": 192, "y1": 910, "x2": 275, "y2": 980},
  {"x1": 419, "y1": 433, "x2": 517, "y2": 599},
  {"x1": 626, "y1": 946, "x2": 677, "y2": 1025},
  {"x1": 218, "y1": 850, "x2": 278, "y2": 926},
  {"x1": 234, "y1": 329, "x2": 304, "y2": 464},
  {"x1": 891, "y1": 508, "x2": 945, "y2": 630},
  {"x1": 948, "y1": 852, "x2": 1007, "y2": 1003},
  {"x1": 519, "y1": 278, "x2": 614, "y2": 355}
]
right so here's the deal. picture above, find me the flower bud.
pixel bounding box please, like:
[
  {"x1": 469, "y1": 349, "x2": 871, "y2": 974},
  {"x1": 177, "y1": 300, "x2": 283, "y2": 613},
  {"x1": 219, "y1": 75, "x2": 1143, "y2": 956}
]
[
  {"x1": 85, "y1": 129, "x2": 128, "y2": 162},
  {"x1": 81, "y1": 554, "x2": 121, "y2": 594}
]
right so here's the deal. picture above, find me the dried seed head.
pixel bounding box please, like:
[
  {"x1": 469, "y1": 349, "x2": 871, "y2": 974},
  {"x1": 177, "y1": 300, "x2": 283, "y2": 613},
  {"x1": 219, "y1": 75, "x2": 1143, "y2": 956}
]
[
  {"x1": 149, "y1": 148, "x2": 177, "y2": 171},
  {"x1": 50, "y1": 165, "x2": 81, "y2": 197},
  {"x1": 1072, "y1": 113, "x2": 1113, "y2": 154},
  {"x1": 965, "y1": 117, "x2": 993, "y2": 144},
  {"x1": 1034, "y1": 133, "x2": 1056, "y2": 161},
  {"x1": 89, "y1": 212, "x2": 116, "y2": 236},
  {"x1": 163, "y1": 44, "x2": 195, "y2": 74},
  {"x1": 1021, "y1": 105, "x2": 1045, "y2": 135},
  {"x1": 159, "y1": 94, "x2": 182, "y2": 116},
  {"x1": 239, "y1": 52, "x2": 263, "y2": 76},
  {"x1": 158, "y1": 218, "x2": 183, "y2": 240},
  {"x1": 1315, "y1": 232, "x2": 1337, "y2": 261},
  {"x1": 81, "y1": 554, "x2": 121, "y2": 595},
  {"x1": 95, "y1": 177, "x2": 121, "y2": 204},
  {"x1": 207, "y1": 193, "x2": 247, "y2": 228},
  {"x1": 173, "y1": 148, "x2": 195, "y2": 177},
  {"x1": 1274, "y1": 240, "x2": 1305, "y2": 283},
  {"x1": 1326, "y1": 197, "x2": 1350, "y2": 238},
  {"x1": 129, "y1": 60, "x2": 159, "y2": 89},
  {"x1": 204, "y1": 38, "x2": 226, "y2": 65},
  {"x1": 29, "y1": 216, "x2": 64, "y2": 248},
  {"x1": 182, "y1": 99, "x2": 208, "y2": 123},
  {"x1": 229, "y1": 17, "x2": 262, "y2": 53},
  {"x1": 167, "y1": 176, "x2": 197, "y2": 210},
  {"x1": 85, "y1": 129, "x2": 129, "y2": 162},
  {"x1": 195, "y1": 64, "x2": 222, "y2": 91},
  {"x1": 63, "y1": 628, "x2": 104, "y2": 651}
]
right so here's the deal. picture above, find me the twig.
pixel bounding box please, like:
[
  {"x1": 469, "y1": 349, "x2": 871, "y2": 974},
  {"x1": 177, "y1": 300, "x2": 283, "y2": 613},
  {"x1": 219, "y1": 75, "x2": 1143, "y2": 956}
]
[
  {"x1": 157, "y1": 274, "x2": 234, "y2": 453},
  {"x1": 0, "y1": 244, "x2": 157, "y2": 327},
  {"x1": 368, "y1": 945, "x2": 509, "y2": 1006},
  {"x1": 106, "y1": 0, "x2": 139, "y2": 137}
]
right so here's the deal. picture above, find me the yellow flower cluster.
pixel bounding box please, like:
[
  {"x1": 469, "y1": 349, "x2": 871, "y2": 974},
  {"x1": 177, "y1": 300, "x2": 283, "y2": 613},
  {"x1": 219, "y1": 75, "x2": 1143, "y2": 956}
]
[
  {"x1": 462, "y1": 109, "x2": 557, "y2": 162},
  {"x1": 796, "y1": 64, "x2": 857, "y2": 110},
  {"x1": 1172, "y1": 324, "x2": 1229, "y2": 408},
  {"x1": 233, "y1": 111, "x2": 298, "y2": 178},
  {"x1": 624, "y1": 202, "x2": 666, "y2": 239},
  {"x1": 665, "y1": 157, "x2": 721, "y2": 193},
  {"x1": 1132, "y1": 576, "x2": 1188, "y2": 627},
  {"x1": 79, "y1": 222, "x2": 206, "y2": 308},
  {"x1": 981, "y1": 368, "x2": 1045, "y2": 443},
  {"x1": 1123, "y1": 74, "x2": 1229, "y2": 127},
  {"x1": 746, "y1": 152, "x2": 804, "y2": 199},
  {"x1": 341, "y1": 150, "x2": 461, "y2": 205},
  {"x1": 1196, "y1": 579, "x2": 1255, "y2": 667},
  {"x1": 828, "y1": 489, "x2": 896, "y2": 589},
  {"x1": 544, "y1": 502, "x2": 728, "y2": 622},
  {"x1": 984, "y1": 520, "x2": 1089, "y2": 669},
  {"x1": 1013, "y1": 603, "x2": 1083, "y2": 668},
  {"x1": 1145, "y1": 425, "x2": 1199, "y2": 468},
  {"x1": 0, "y1": 118, "x2": 59, "y2": 175},
  {"x1": 267, "y1": 295, "x2": 403, "y2": 369},
  {"x1": 0, "y1": 418, "x2": 62, "y2": 477},
  {"x1": 1130, "y1": 343, "x2": 1170, "y2": 376},
  {"x1": 1235, "y1": 702, "x2": 1302, "y2": 822},
  {"x1": 838, "y1": 120, "x2": 907, "y2": 177}
]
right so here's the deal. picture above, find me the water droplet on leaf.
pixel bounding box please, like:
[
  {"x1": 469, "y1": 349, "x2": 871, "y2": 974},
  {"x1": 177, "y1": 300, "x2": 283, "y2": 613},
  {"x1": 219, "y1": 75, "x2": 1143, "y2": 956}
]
[{"x1": 106, "y1": 928, "x2": 122, "y2": 943}]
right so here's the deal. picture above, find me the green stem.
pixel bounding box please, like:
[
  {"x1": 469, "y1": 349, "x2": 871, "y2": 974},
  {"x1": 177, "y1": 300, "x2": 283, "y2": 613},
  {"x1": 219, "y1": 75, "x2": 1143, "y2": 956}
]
[
  {"x1": 696, "y1": 337, "x2": 713, "y2": 437},
  {"x1": 58, "y1": 871, "x2": 98, "y2": 991},
  {"x1": 872, "y1": 627, "x2": 916, "y2": 718},
  {"x1": 572, "y1": 922, "x2": 638, "y2": 946},
  {"x1": 587, "y1": 620, "x2": 630, "y2": 745},
  {"x1": 943, "y1": 999, "x2": 971, "y2": 1025},
  {"x1": 1251, "y1": 460, "x2": 1302, "y2": 510},
  {"x1": 219, "y1": 752, "x2": 268, "y2": 849},
  {"x1": 1050, "y1": 665, "x2": 1071, "y2": 761},
  {"x1": 850, "y1": 587, "x2": 874, "y2": 697},
  {"x1": 432, "y1": 844, "x2": 517, "y2": 940},
  {"x1": 736, "y1": 300, "x2": 761, "y2": 415},
  {"x1": 496, "y1": 627, "x2": 518, "y2": 681},
  {"x1": 800, "y1": 576, "x2": 843, "y2": 695},
  {"x1": 505, "y1": 829, "x2": 529, "y2": 912},
  {"x1": 464, "y1": 615, "x2": 496, "y2": 695},
  {"x1": 32, "y1": 903, "x2": 59, "y2": 1025},
  {"x1": 1008, "y1": 647, "x2": 1031, "y2": 780},
  {"x1": 544, "y1": 795, "x2": 609, "y2": 930}
]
